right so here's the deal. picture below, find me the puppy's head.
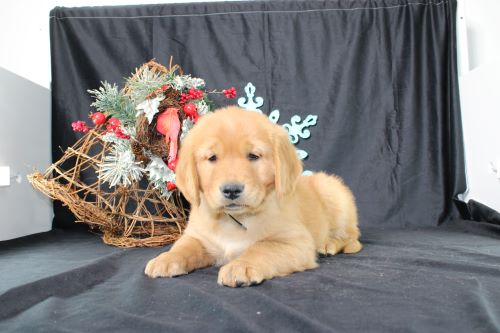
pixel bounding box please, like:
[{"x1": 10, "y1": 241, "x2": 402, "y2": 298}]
[{"x1": 175, "y1": 106, "x2": 302, "y2": 215}]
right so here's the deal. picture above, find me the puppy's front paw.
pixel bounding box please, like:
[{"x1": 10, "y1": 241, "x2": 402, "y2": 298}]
[
  {"x1": 145, "y1": 252, "x2": 188, "y2": 278},
  {"x1": 218, "y1": 261, "x2": 264, "y2": 287}
]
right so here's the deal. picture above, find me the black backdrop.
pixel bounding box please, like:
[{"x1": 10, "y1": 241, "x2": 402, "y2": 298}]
[{"x1": 50, "y1": 0, "x2": 465, "y2": 229}]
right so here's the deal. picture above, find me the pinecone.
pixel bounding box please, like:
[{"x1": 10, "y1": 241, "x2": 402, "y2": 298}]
[
  {"x1": 131, "y1": 140, "x2": 149, "y2": 164},
  {"x1": 149, "y1": 136, "x2": 169, "y2": 160}
]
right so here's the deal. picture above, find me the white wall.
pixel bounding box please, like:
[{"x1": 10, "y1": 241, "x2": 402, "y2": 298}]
[
  {"x1": 0, "y1": 68, "x2": 52, "y2": 241},
  {"x1": 459, "y1": 0, "x2": 500, "y2": 211}
]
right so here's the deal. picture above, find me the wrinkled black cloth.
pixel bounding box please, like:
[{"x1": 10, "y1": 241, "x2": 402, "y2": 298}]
[
  {"x1": 50, "y1": 0, "x2": 465, "y2": 229},
  {"x1": 460, "y1": 200, "x2": 500, "y2": 225},
  {"x1": 1, "y1": 223, "x2": 500, "y2": 332}
]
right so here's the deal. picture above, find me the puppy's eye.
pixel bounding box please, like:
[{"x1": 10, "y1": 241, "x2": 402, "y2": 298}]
[
  {"x1": 247, "y1": 153, "x2": 260, "y2": 161},
  {"x1": 208, "y1": 154, "x2": 217, "y2": 162}
]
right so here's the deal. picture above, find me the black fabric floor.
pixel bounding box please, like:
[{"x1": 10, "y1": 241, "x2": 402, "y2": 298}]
[{"x1": 1, "y1": 220, "x2": 499, "y2": 332}]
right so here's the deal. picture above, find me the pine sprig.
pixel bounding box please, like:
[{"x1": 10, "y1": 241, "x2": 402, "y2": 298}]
[
  {"x1": 125, "y1": 67, "x2": 172, "y2": 103},
  {"x1": 98, "y1": 145, "x2": 144, "y2": 188},
  {"x1": 171, "y1": 75, "x2": 206, "y2": 92},
  {"x1": 88, "y1": 82, "x2": 136, "y2": 126}
]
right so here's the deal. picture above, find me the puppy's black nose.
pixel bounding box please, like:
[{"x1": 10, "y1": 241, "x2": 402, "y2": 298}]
[{"x1": 221, "y1": 183, "x2": 244, "y2": 200}]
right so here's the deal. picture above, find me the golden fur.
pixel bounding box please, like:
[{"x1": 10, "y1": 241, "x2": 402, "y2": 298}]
[{"x1": 145, "y1": 106, "x2": 362, "y2": 287}]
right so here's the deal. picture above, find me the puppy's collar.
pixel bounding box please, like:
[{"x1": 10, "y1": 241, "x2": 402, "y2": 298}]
[{"x1": 226, "y1": 214, "x2": 247, "y2": 230}]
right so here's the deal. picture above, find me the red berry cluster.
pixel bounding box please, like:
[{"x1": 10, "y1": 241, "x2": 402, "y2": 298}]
[
  {"x1": 180, "y1": 87, "x2": 204, "y2": 104},
  {"x1": 179, "y1": 93, "x2": 190, "y2": 104},
  {"x1": 223, "y1": 87, "x2": 237, "y2": 99},
  {"x1": 106, "y1": 117, "x2": 120, "y2": 131},
  {"x1": 90, "y1": 112, "x2": 106, "y2": 125},
  {"x1": 183, "y1": 103, "x2": 199, "y2": 122},
  {"x1": 71, "y1": 121, "x2": 89, "y2": 133},
  {"x1": 188, "y1": 87, "x2": 204, "y2": 99},
  {"x1": 71, "y1": 113, "x2": 129, "y2": 139},
  {"x1": 114, "y1": 127, "x2": 130, "y2": 139},
  {"x1": 107, "y1": 117, "x2": 130, "y2": 139}
]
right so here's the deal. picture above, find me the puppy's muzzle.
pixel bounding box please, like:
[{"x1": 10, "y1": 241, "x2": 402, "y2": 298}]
[{"x1": 220, "y1": 183, "x2": 245, "y2": 200}]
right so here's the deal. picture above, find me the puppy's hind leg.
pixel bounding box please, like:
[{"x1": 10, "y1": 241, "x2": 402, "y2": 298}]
[
  {"x1": 311, "y1": 173, "x2": 363, "y2": 256},
  {"x1": 319, "y1": 237, "x2": 362, "y2": 256},
  {"x1": 342, "y1": 239, "x2": 363, "y2": 254},
  {"x1": 324, "y1": 213, "x2": 363, "y2": 256}
]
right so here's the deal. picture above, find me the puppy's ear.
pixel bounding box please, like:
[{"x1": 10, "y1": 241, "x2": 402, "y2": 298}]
[
  {"x1": 175, "y1": 136, "x2": 200, "y2": 206},
  {"x1": 273, "y1": 125, "x2": 303, "y2": 197}
]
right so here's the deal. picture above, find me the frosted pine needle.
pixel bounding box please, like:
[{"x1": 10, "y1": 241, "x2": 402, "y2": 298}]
[
  {"x1": 88, "y1": 81, "x2": 136, "y2": 126},
  {"x1": 126, "y1": 67, "x2": 170, "y2": 102},
  {"x1": 98, "y1": 149, "x2": 144, "y2": 187},
  {"x1": 171, "y1": 75, "x2": 205, "y2": 91}
]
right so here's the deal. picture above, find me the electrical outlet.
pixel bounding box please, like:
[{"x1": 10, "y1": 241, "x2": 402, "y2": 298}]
[{"x1": 0, "y1": 166, "x2": 10, "y2": 187}]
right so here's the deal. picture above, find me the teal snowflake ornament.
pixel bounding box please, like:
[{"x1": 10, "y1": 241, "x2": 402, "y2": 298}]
[
  {"x1": 268, "y1": 109, "x2": 280, "y2": 124},
  {"x1": 283, "y1": 114, "x2": 318, "y2": 144},
  {"x1": 237, "y1": 83, "x2": 264, "y2": 112},
  {"x1": 238, "y1": 82, "x2": 318, "y2": 175}
]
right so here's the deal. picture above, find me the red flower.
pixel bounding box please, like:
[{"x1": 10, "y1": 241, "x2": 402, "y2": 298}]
[
  {"x1": 223, "y1": 87, "x2": 237, "y2": 99},
  {"x1": 71, "y1": 121, "x2": 89, "y2": 133}
]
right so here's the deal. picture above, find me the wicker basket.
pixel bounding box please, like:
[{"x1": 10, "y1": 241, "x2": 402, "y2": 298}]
[{"x1": 28, "y1": 60, "x2": 189, "y2": 247}]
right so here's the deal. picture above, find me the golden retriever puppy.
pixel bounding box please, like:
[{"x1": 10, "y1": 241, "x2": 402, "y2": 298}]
[{"x1": 145, "y1": 106, "x2": 362, "y2": 287}]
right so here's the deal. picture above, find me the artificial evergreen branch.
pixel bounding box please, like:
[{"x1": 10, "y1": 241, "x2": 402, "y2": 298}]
[
  {"x1": 98, "y1": 147, "x2": 144, "y2": 188},
  {"x1": 88, "y1": 82, "x2": 136, "y2": 126},
  {"x1": 125, "y1": 67, "x2": 172, "y2": 103}
]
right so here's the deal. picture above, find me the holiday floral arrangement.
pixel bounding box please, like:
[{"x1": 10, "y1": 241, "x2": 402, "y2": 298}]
[{"x1": 29, "y1": 60, "x2": 236, "y2": 247}]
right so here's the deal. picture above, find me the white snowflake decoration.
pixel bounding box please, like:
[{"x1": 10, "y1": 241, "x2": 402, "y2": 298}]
[{"x1": 135, "y1": 95, "x2": 165, "y2": 124}]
